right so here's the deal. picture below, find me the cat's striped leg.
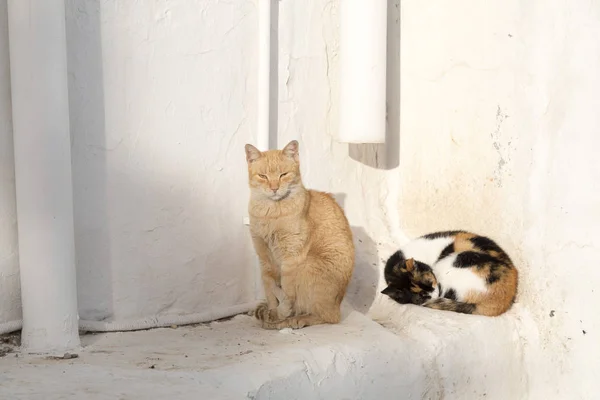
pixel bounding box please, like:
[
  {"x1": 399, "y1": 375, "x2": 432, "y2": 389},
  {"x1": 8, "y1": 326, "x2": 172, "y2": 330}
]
[
  {"x1": 250, "y1": 236, "x2": 282, "y2": 320},
  {"x1": 273, "y1": 286, "x2": 293, "y2": 319}
]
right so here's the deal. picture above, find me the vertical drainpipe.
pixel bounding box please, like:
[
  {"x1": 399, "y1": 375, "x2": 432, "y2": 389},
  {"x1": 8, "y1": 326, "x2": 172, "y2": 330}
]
[{"x1": 7, "y1": 0, "x2": 80, "y2": 353}]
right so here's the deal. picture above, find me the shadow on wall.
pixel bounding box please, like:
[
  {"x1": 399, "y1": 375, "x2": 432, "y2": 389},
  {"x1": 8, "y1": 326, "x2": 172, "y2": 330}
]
[
  {"x1": 66, "y1": 2, "x2": 113, "y2": 323},
  {"x1": 348, "y1": 0, "x2": 401, "y2": 170},
  {"x1": 333, "y1": 193, "x2": 380, "y2": 313}
]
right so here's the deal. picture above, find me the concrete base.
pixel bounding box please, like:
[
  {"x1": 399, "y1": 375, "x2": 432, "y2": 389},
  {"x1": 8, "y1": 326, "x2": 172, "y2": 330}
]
[
  {"x1": 0, "y1": 305, "x2": 529, "y2": 399},
  {"x1": 369, "y1": 296, "x2": 531, "y2": 399}
]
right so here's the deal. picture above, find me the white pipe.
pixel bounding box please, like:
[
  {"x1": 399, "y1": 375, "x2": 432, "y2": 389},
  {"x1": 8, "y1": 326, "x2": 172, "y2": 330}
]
[
  {"x1": 257, "y1": 0, "x2": 271, "y2": 152},
  {"x1": 79, "y1": 302, "x2": 259, "y2": 332},
  {"x1": 338, "y1": 0, "x2": 388, "y2": 144},
  {"x1": 7, "y1": 0, "x2": 80, "y2": 352}
]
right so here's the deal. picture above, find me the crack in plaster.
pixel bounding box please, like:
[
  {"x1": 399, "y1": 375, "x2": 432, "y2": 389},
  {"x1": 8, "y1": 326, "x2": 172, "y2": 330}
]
[{"x1": 491, "y1": 105, "x2": 509, "y2": 187}]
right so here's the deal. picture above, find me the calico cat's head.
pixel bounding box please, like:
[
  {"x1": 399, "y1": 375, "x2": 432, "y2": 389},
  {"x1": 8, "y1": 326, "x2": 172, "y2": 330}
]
[
  {"x1": 381, "y1": 258, "x2": 438, "y2": 305},
  {"x1": 245, "y1": 140, "x2": 302, "y2": 201}
]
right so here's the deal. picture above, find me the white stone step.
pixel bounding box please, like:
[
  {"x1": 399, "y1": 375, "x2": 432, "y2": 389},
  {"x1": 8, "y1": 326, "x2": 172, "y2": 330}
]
[{"x1": 0, "y1": 303, "x2": 528, "y2": 399}]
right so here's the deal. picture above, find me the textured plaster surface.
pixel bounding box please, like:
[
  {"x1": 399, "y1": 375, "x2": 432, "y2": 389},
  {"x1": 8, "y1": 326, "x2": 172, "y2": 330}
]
[
  {"x1": 0, "y1": 309, "x2": 527, "y2": 399},
  {"x1": 0, "y1": 311, "x2": 424, "y2": 399},
  {"x1": 65, "y1": 0, "x2": 259, "y2": 322},
  {"x1": 392, "y1": 1, "x2": 600, "y2": 398},
  {"x1": 0, "y1": 0, "x2": 20, "y2": 328}
]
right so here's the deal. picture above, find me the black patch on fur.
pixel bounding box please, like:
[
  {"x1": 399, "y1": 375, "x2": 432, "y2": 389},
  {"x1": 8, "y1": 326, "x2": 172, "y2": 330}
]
[
  {"x1": 422, "y1": 230, "x2": 463, "y2": 240},
  {"x1": 470, "y1": 235, "x2": 515, "y2": 266},
  {"x1": 383, "y1": 250, "x2": 406, "y2": 285},
  {"x1": 486, "y1": 261, "x2": 508, "y2": 284},
  {"x1": 411, "y1": 292, "x2": 433, "y2": 305},
  {"x1": 486, "y1": 268, "x2": 502, "y2": 284},
  {"x1": 454, "y1": 251, "x2": 497, "y2": 268},
  {"x1": 381, "y1": 286, "x2": 418, "y2": 304},
  {"x1": 416, "y1": 282, "x2": 435, "y2": 292},
  {"x1": 444, "y1": 288, "x2": 457, "y2": 301},
  {"x1": 438, "y1": 243, "x2": 454, "y2": 261},
  {"x1": 413, "y1": 260, "x2": 433, "y2": 273},
  {"x1": 469, "y1": 236, "x2": 503, "y2": 253}
]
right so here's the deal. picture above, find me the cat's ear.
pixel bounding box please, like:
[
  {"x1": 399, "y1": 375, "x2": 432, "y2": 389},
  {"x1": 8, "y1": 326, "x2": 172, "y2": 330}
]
[
  {"x1": 282, "y1": 140, "x2": 299, "y2": 162},
  {"x1": 245, "y1": 144, "x2": 262, "y2": 164},
  {"x1": 381, "y1": 286, "x2": 395, "y2": 295},
  {"x1": 405, "y1": 258, "x2": 415, "y2": 272}
]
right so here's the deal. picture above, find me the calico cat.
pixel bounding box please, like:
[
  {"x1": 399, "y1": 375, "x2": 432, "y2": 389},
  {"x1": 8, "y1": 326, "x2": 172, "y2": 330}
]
[
  {"x1": 381, "y1": 230, "x2": 518, "y2": 316},
  {"x1": 245, "y1": 140, "x2": 355, "y2": 329}
]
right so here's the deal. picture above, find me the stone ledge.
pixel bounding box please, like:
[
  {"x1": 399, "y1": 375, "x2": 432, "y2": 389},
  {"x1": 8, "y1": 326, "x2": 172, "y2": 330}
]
[{"x1": 0, "y1": 303, "x2": 528, "y2": 399}]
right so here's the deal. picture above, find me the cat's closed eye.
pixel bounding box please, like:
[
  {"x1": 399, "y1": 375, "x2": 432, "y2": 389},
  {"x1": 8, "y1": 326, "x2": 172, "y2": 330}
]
[
  {"x1": 258, "y1": 174, "x2": 268, "y2": 179},
  {"x1": 280, "y1": 172, "x2": 289, "y2": 178},
  {"x1": 416, "y1": 282, "x2": 434, "y2": 292}
]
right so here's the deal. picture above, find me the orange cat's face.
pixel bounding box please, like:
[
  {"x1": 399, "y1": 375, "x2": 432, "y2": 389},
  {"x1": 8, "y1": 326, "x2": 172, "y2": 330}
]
[{"x1": 245, "y1": 140, "x2": 302, "y2": 201}]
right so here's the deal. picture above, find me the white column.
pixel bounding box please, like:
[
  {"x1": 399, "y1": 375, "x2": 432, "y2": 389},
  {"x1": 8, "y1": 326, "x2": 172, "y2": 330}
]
[{"x1": 7, "y1": 0, "x2": 80, "y2": 352}]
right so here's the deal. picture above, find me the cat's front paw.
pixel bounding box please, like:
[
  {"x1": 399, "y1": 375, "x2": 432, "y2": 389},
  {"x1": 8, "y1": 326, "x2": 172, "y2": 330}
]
[
  {"x1": 276, "y1": 300, "x2": 293, "y2": 319},
  {"x1": 268, "y1": 308, "x2": 280, "y2": 321}
]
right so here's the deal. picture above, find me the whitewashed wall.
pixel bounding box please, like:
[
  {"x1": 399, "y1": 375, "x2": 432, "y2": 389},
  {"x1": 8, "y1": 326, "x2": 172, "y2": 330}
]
[
  {"x1": 0, "y1": 0, "x2": 21, "y2": 332},
  {"x1": 0, "y1": 0, "x2": 598, "y2": 397},
  {"x1": 65, "y1": 0, "x2": 260, "y2": 322},
  {"x1": 393, "y1": 1, "x2": 600, "y2": 398}
]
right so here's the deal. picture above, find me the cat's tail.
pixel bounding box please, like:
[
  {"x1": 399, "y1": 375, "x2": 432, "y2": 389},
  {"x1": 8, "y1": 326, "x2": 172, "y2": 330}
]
[{"x1": 424, "y1": 298, "x2": 477, "y2": 314}]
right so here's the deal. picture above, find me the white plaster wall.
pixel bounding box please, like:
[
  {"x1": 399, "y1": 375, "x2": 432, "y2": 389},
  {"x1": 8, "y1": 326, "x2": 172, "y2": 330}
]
[
  {"x1": 65, "y1": 1, "x2": 259, "y2": 321},
  {"x1": 0, "y1": 0, "x2": 21, "y2": 329},
  {"x1": 517, "y1": 2, "x2": 600, "y2": 396},
  {"x1": 389, "y1": 1, "x2": 600, "y2": 398}
]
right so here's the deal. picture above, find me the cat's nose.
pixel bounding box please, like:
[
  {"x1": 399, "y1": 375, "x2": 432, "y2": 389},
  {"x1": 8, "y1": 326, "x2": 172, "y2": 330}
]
[{"x1": 271, "y1": 188, "x2": 278, "y2": 193}]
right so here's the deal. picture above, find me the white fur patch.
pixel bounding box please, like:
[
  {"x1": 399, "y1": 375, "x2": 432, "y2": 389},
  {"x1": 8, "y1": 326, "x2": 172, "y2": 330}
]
[
  {"x1": 432, "y1": 254, "x2": 488, "y2": 300},
  {"x1": 400, "y1": 237, "x2": 454, "y2": 267}
]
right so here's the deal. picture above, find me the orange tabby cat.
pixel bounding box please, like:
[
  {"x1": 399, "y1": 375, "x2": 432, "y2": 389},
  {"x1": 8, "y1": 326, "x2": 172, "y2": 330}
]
[{"x1": 245, "y1": 140, "x2": 355, "y2": 329}]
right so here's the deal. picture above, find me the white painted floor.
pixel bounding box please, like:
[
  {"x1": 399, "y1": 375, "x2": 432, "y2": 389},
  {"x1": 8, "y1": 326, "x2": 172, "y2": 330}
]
[{"x1": 0, "y1": 303, "x2": 530, "y2": 400}]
